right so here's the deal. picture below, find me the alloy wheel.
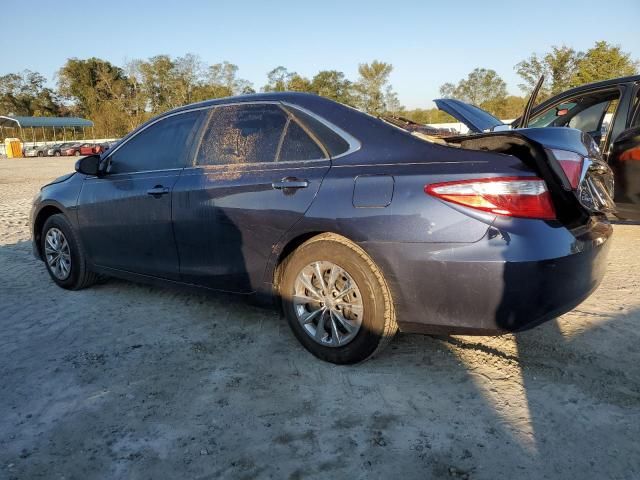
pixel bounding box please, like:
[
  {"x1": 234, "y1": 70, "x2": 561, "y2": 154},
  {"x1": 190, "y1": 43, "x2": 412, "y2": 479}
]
[
  {"x1": 45, "y1": 227, "x2": 71, "y2": 280},
  {"x1": 293, "y1": 261, "x2": 363, "y2": 347}
]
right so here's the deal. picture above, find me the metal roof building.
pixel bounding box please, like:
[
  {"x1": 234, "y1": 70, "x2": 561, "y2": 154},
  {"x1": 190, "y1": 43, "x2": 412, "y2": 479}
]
[
  {"x1": 0, "y1": 116, "x2": 93, "y2": 128},
  {"x1": 0, "y1": 115, "x2": 94, "y2": 144}
]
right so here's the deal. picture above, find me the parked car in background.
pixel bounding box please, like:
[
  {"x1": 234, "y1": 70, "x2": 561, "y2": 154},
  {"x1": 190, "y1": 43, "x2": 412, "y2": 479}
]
[
  {"x1": 61, "y1": 143, "x2": 83, "y2": 156},
  {"x1": 24, "y1": 145, "x2": 49, "y2": 157},
  {"x1": 435, "y1": 75, "x2": 640, "y2": 220},
  {"x1": 31, "y1": 92, "x2": 613, "y2": 364},
  {"x1": 47, "y1": 142, "x2": 76, "y2": 157},
  {"x1": 78, "y1": 143, "x2": 101, "y2": 156}
]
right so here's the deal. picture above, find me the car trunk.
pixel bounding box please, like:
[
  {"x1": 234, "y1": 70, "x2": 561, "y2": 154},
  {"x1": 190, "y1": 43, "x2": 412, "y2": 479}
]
[{"x1": 440, "y1": 129, "x2": 615, "y2": 226}]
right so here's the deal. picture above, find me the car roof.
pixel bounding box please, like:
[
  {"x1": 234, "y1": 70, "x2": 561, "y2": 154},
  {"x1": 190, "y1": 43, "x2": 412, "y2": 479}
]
[{"x1": 545, "y1": 75, "x2": 640, "y2": 99}]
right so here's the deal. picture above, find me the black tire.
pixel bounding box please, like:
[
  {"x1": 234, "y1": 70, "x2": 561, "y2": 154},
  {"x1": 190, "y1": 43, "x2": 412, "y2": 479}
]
[
  {"x1": 41, "y1": 214, "x2": 98, "y2": 290},
  {"x1": 38, "y1": 151, "x2": 43, "y2": 157},
  {"x1": 279, "y1": 233, "x2": 397, "y2": 364},
  {"x1": 54, "y1": 151, "x2": 61, "y2": 157},
  {"x1": 74, "y1": 151, "x2": 80, "y2": 156}
]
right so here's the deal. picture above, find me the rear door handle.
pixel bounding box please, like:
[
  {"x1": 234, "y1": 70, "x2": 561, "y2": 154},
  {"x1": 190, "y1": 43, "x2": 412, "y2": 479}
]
[
  {"x1": 272, "y1": 177, "x2": 309, "y2": 190},
  {"x1": 147, "y1": 185, "x2": 170, "y2": 197}
]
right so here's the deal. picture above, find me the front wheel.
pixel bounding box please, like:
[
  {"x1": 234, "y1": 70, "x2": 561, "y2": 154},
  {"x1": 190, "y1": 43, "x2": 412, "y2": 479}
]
[
  {"x1": 279, "y1": 233, "x2": 397, "y2": 364},
  {"x1": 41, "y1": 214, "x2": 98, "y2": 290}
]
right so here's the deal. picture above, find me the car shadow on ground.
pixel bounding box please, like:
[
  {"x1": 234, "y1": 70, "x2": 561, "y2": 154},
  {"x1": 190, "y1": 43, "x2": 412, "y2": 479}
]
[{"x1": 0, "y1": 239, "x2": 638, "y2": 479}]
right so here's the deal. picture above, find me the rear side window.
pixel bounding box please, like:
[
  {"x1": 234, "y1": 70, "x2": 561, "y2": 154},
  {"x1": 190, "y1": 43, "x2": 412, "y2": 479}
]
[
  {"x1": 197, "y1": 104, "x2": 288, "y2": 165},
  {"x1": 278, "y1": 120, "x2": 325, "y2": 161},
  {"x1": 284, "y1": 106, "x2": 351, "y2": 157},
  {"x1": 109, "y1": 110, "x2": 202, "y2": 174}
]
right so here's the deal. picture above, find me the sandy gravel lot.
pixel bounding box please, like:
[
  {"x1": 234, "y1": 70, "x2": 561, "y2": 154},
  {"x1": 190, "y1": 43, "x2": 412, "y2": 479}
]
[{"x1": 1, "y1": 157, "x2": 639, "y2": 480}]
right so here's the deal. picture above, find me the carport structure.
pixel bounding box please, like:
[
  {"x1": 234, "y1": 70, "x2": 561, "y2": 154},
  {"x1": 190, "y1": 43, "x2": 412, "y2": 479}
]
[{"x1": 0, "y1": 115, "x2": 94, "y2": 144}]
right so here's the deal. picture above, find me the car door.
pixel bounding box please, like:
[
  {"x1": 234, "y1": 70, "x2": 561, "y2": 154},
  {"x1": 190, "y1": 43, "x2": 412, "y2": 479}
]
[
  {"x1": 527, "y1": 87, "x2": 626, "y2": 154},
  {"x1": 172, "y1": 102, "x2": 332, "y2": 293},
  {"x1": 77, "y1": 109, "x2": 205, "y2": 279}
]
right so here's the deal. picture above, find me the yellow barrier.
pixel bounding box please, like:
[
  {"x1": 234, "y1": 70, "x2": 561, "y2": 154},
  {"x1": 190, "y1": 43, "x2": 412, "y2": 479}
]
[{"x1": 4, "y1": 138, "x2": 23, "y2": 158}]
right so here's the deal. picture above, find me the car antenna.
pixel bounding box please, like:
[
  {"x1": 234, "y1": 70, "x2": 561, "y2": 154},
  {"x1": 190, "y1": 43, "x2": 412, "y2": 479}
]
[{"x1": 518, "y1": 75, "x2": 545, "y2": 129}]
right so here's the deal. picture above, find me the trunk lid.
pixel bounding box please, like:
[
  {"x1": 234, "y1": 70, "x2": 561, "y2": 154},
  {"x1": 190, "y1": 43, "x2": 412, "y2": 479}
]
[
  {"x1": 434, "y1": 98, "x2": 505, "y2": 133},
  {"x1": 449, "y1": 127, "x2": 615, "y2": 220},
  {"x1": 518, "y1": 128, "x2": 615, "y2": 214}
]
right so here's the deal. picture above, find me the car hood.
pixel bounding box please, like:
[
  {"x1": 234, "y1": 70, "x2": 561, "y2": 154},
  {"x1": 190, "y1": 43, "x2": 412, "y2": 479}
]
[
  {"x1": 41, "y1": 172, "x2": 75, "y2": 190},
  {"x1": 434, "y1": 98, "x2": 505, "y2": 133}
]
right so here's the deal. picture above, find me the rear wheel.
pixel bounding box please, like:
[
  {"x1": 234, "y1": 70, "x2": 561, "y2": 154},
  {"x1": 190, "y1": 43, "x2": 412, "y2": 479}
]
[
  {"x1": 41, "y1": 214, "x2": 98, "y2": 290},
  {"x1": 54, "y1": 151, "x2": 60, "y2": 157},
  {"x1": 37, "y1": 151, "x2": 43, "y2": 157},
  {"x1": 280, "y1": 233, "x2": 397, "y2": 364}
]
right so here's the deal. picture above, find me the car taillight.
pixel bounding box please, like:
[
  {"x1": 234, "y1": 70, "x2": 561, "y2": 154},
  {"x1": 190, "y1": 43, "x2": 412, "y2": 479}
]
[
  {"x1": 425, "y1": 176, "x2": 556, "y2": 220},
  {"x1": 549, "y1": 149, "x2": 584, "y2": 189}
]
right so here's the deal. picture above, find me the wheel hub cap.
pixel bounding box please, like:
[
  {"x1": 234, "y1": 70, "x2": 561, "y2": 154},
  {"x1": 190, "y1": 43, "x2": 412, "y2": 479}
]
[
  {"x1": 44, "y1": 227, "x2": 71, "y2": 280},
  {"x1": 293, "y1": 261, "x2": 363, "y2": 347}
]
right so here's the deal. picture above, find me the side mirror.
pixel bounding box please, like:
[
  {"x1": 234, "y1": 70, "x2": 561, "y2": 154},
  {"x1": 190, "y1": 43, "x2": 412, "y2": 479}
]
[{"x1": 75, "y1": 154, "x2": 102, "y2": 176}]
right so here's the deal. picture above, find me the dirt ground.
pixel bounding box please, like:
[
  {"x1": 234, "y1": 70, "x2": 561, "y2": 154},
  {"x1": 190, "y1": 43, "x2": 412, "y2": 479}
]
[{"x1": 1, "y1": 157, "x2": 639, "y2": 480}]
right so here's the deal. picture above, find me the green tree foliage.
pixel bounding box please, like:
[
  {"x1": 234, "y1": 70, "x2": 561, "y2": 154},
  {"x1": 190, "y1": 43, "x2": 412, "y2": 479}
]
[
  {"x1": 439, "y1": 68, "x2": 507, "y2": 106},
  {"x1": 58, "y1": 57, "x2": 127, "y2": 116},
  {"x1": 0, "y1": 70, "x2": 60, "y2": 116},
  {"x1": 572, "y1": 41, "x2": 639, "y2": 86},
  {"x1": 2, "y1": 40, "x2": 636, "y2": 140},
  {"x1": 516, "y1": 42, "x2": 638, "y2": 99},
  {"x1": 309, "y1": 70, "x2": 355, "y2": 105},
  {"x1": 354, "y1": 60, "x2": 399, "y2": 115},
  {"x1": 515, "y1": 45, "x2": 581, "y2": 98},
  {"x1": 401, "y1": 108, "x2": 455, "y2": 124},
  {"x1": 439, "y1": 68, "x2": 516, "y2": 117}
]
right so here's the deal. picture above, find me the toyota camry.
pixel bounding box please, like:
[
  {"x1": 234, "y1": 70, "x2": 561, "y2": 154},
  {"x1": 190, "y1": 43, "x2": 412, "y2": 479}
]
[{"x1": 31, "y1": 92, "x2": 614, "y2": 364}]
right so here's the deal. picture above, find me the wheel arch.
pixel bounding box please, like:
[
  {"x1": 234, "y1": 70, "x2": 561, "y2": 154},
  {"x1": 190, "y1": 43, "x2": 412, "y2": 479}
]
[
  {"x1": 33, "y1": 204, "x2": 65, "y2": 259},
  {"x1": 271, "y1": 231, "x2": 328, "y2": 293}
]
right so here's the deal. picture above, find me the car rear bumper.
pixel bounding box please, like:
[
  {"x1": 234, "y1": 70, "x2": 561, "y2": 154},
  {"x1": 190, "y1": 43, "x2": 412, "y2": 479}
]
[{"x1": 361, "y1": 217, "x2": 612, "y2": 334}]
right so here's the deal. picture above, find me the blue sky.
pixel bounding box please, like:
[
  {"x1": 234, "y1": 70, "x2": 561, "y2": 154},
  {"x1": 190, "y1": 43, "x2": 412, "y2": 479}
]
[{"x1": 5, "y1": 0, "x2": 640, "y2": 108}]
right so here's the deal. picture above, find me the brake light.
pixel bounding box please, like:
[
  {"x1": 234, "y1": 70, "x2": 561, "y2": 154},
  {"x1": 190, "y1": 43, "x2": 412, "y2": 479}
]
[
  {"x1": 549, "y1": 149, "x2": 584, "y2": 189},
  {"x1": 425, "y1": 176, "x2": 556, "y2": 220}
]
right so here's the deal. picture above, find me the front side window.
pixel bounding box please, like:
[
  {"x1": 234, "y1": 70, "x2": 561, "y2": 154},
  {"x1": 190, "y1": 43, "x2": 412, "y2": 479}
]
[
  {"x1": 197, "y1": 104, "x2": 288, "y2": 165},
  {"x1": 109, "y1": 110, "x2": 203, "y2": 174}
]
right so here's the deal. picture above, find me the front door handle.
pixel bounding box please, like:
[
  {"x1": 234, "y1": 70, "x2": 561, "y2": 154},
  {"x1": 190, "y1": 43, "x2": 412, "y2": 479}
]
[
  {"x1": 272, "y1": 177, "x2": 309, "y2": 190},
  {"x1": 147, "y1": 185, "x2": 170, "y2": 197}
]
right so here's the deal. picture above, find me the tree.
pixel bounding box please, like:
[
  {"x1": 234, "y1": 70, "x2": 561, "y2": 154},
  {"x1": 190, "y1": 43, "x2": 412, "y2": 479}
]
[
  {"x1": 516, "y1": 42, "x2": 638, "y2": 99},
  {"x1": 58, "y1": 57, "x2": 127, "y2": 116},
  {"x1": 354, "y1": 60, "x2": 400, "y2": 115},
  {"x1": 263, "y1": 66, "x2": 293, "y2": 92},
  {"x1": 207, "y1": 61, "x2": 254, "y2": 95},
  {"x1": 309, "y1": 70, "x2": 355, "y2": 105},
  {"x1": 401, "y1": 108, "x2": 455, "y2": 124},
  {"x1": 137, "y1": 55, "x2": 179, "y2": 113},
  {"x1": 572, "y1": 41, "x2": 638, "y2": 86},
  {"x1": 0, "y1": 70, "x2": 60, "y2": 116},
  {"x1": 492, "y1": 95, "x2": 526, "y2": 119},
  {"x1": 515, "y1": 45, "x2": 581, "y2": 98},
  {"x1": 262, "y1": 67, "x2": 313, "y2": 93},
  {"x1": 439, "y1": 68, "x2": 507, "y2": 107}
]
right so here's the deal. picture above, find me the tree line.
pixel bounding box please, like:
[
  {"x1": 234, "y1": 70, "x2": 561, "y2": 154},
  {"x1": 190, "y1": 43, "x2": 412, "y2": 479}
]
[{"x1": 0, "y1": 40, "x2": 636, "y2": 139}]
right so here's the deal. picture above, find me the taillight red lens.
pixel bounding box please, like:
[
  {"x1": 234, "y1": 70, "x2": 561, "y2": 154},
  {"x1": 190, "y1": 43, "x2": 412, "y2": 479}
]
[
  {"x1": 425, "y1": 176, "x2": 556, "y2": 220},
  {"x1": 549, "y1": 149, "x2": 584, "y2": 189}
]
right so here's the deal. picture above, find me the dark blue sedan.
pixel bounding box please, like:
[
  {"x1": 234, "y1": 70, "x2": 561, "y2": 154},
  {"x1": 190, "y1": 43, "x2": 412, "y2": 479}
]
[{"x1": 31, "y1": 93, "x2": 614, "y2": 364}]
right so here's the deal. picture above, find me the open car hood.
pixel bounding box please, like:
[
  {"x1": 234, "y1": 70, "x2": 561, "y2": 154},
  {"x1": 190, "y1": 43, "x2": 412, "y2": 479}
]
[{"x1": 434, "y1": 98, "x2": 505, "y2": 133}]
